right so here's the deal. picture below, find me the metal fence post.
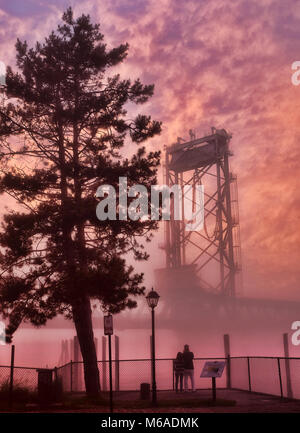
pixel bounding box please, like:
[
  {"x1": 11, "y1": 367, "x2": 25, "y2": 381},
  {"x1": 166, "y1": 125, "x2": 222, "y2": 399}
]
[
  {"x1": 172, "y1": 360, "x2": 175, "y2": 391},
  {"x1": 70, "y1": 360, "x2": 73, "y2": 392},
  {"x1": 9, "y1": 344, "x2": 15, "y2": 409},
  {"x1": 115, "y1": 335, "x2": 120, "y2": 391},
  {"x1": 73, "y1": 336, "x2": 79, "y2": 391},
  {"x1": 247, "y1": 357, "x2": 251, "y2": 392},
  {"x1": 223, "y1": 334, "x2": 231, "y2": 389},
  {"x1": 277, "y1": 357, "x2": 283, "y2": 398},
  {"x1": 102, "y1": 336, "x2": 107, "y2": 391},
  {"x1": 283, "y1": 333, "x2": 293, "y2": 399}
]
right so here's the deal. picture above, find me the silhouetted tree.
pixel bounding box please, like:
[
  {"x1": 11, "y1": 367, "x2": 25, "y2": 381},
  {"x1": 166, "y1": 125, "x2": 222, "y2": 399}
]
[{"x1": 0, "y1": 8, "x2": 161, "y2": 395}]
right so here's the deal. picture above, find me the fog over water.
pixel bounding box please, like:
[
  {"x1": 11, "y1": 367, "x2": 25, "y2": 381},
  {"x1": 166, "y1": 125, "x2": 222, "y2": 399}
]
[
  {"x1": 1, "y1": 1, "x2": 300, "y2": 375},
  {"x1": 1, "y1": 321, "x2": 299, "y2": 368}
]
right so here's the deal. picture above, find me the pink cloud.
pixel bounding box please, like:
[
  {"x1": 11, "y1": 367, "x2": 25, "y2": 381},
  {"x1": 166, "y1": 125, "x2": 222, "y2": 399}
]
[{"x1": 1, "y1": 0, "x2": 300, "y2": 300}]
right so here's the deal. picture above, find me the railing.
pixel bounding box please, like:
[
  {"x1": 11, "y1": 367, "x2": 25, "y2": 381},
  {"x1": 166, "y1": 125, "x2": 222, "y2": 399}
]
[
  {"x1": 56, "y1": 357, "x2": 228, "y2": 393},
  {"x1": 0, "y1": 364, "x2": 38, "y2": 391},
  {"x1": 230, "y1": 356, "x2": 300, "y2": 399},
  {"x1": 1, "y1": 356, "x2": 300, "y2": 400}
]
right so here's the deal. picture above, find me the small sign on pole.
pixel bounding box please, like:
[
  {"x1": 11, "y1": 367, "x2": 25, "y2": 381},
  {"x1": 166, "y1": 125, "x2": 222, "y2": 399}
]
[
  {"x1": 200, "y1": 361, "x2": 226, "y2": 378},
  {"x1": 104, "y1": 314, "x2": 113, "y2": 335},
  {"x1": 200, "y1": 361, "x2": 226, "y2": 403},
  {"x1": 0, "y1": 321, "x2": 6, "y2": 345}
]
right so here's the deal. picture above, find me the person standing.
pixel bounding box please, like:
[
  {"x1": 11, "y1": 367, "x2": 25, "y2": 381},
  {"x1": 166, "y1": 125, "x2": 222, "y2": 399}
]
[
  {"x1": 183, "y1": 344, "x2": 195, "y2": 392},
  {"x1": 173, "y1": 352, "x2": 184, "y2": 392}
]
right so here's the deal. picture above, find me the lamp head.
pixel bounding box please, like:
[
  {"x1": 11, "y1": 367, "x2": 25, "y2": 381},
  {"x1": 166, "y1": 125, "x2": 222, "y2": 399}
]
[{"x1": 146, "y1": 288, "x2": 160, "y2": 309}]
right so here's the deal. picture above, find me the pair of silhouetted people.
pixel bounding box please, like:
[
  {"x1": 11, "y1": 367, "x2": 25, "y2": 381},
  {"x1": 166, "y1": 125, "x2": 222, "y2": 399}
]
[{"x1": 174, "y1": 344, "x2": 195, "y2": 392}]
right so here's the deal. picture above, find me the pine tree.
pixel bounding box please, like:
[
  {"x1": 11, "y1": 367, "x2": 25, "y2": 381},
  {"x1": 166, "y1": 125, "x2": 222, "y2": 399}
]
[{"x1": 0, "y1": 8, "x2": 161, "y2": 395}]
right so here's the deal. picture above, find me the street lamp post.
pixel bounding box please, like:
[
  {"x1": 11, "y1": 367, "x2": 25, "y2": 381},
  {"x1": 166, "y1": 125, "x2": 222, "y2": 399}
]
[{"x1": 146, "y1": 288, "x2": 160, "y2": 406}]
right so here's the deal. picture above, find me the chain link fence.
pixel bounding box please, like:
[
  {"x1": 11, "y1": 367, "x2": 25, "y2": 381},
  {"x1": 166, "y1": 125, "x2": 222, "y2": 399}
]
[
  {"x1": 230, "y1": 356, "x2": 300, "y2": 399},
  {"x1": 56, "y1": 357, "x2": 228, "y2": 392},
  {"x1": 0, "y1": 365, "x2": 38, "y2": 391},
  {"x1": 2, "y1": 356, "x2": 300, "y2": 400}
]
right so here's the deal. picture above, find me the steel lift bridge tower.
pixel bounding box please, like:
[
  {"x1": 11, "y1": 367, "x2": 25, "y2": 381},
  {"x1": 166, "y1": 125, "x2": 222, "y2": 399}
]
[
  {"x1": 154, "y1": 127, "x2": 300, "y2": 327},
  {"x1": 159, "y1": 127, "x2": 242, "y2": 297}
]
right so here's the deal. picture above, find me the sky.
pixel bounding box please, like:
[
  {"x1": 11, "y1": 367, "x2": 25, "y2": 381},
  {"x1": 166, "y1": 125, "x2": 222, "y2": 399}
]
[{"x1": 1, "y1": 0, "x2": 300, "y2": 302}]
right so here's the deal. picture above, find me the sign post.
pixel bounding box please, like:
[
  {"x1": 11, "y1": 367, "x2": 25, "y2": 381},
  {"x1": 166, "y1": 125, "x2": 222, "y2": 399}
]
[
  {"x1": 200, "y1": 361, "x2": 226, "y2": 403},
  {"x1": 104, "y1": 314, "x2": 113, "y2": 413},
  {"x1": 212, "y1": 377, "x2": 216, "y2": 402}
]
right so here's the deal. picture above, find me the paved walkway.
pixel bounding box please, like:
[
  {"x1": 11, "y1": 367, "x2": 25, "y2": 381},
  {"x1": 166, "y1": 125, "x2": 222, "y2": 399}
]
[
  {"x1": 108, "y1": 389, "x2": 300, "y2": 413},
  {"x1": 27, "y1": 389, "x2": 300, "y2": 413}
]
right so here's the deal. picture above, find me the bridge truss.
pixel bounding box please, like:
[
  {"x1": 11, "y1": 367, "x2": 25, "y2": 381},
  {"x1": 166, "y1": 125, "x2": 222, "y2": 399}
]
[{"x1": 163, "y1": 128, "x2": 242, "y2": 296}]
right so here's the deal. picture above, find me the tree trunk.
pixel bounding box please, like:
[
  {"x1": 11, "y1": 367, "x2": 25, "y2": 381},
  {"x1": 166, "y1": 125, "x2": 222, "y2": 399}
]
[
  {"x1": 70, "y1": 97, "x2": 101, "y2": 396},
  {"x1": 72, "y1": 296, "x2": 101, "y2": 396}
]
